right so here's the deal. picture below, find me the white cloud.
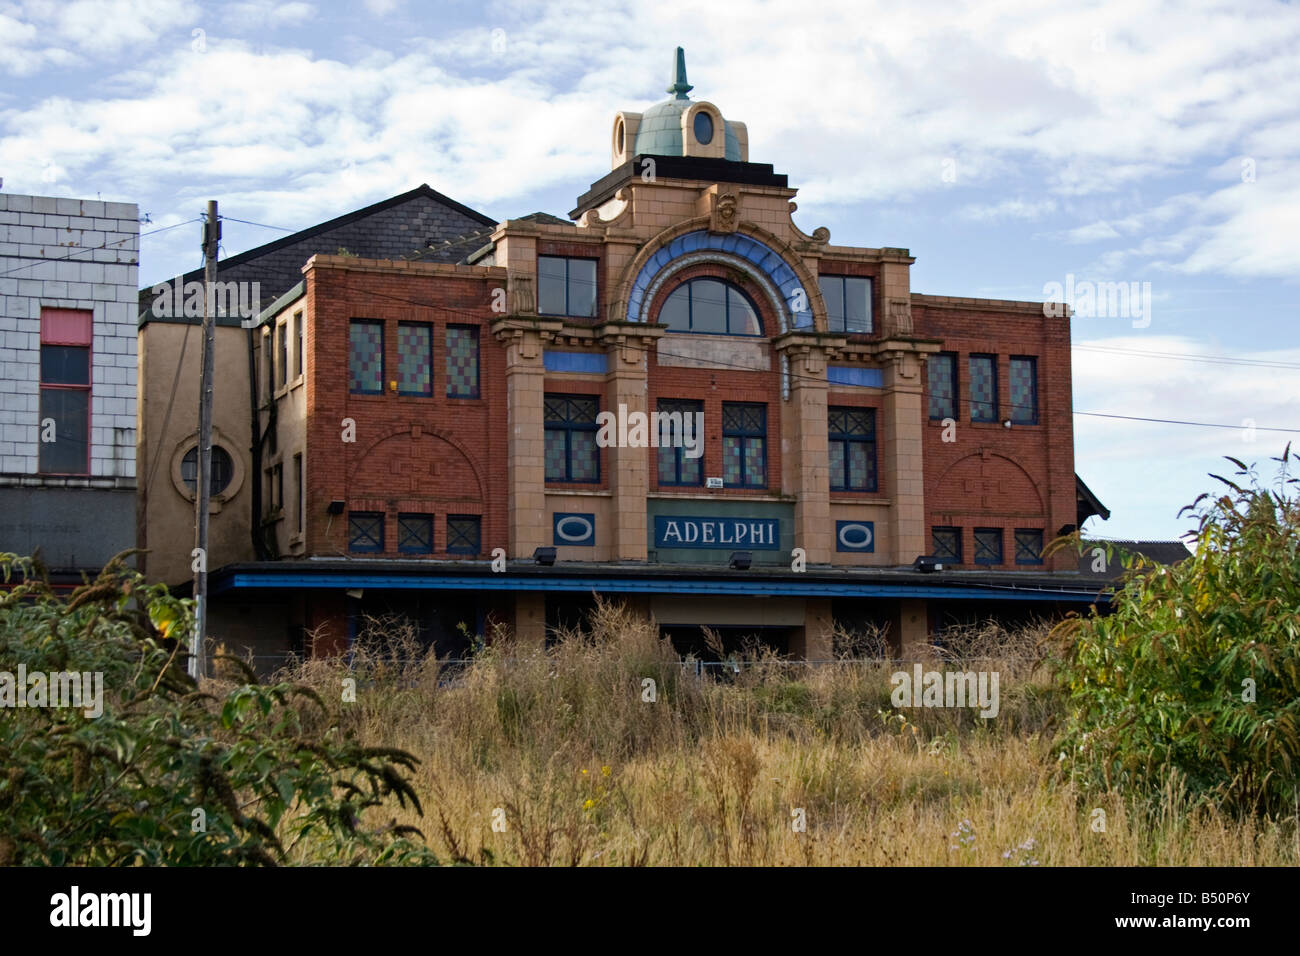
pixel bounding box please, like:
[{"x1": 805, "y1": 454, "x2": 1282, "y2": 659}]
[
  {"x1": 1072, "y1": 335, "x2": 1300, "y2": 537},
  {"x1": 2, "y1": 0, "x2": 1297, "y2": 288},
  {"x1": 221, "y1": 2, "x2": 316, "y2": 29},
  {"x1": 0, "y1": 0, "x2": 200, "y2": 66},
  {"x1": 957, "y1": 198, "x2": 1057, "y2": 222}
]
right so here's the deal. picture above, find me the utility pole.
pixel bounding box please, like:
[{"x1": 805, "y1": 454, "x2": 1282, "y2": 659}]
[{"x1": 192, "y1": 200, "x2": 218, "y2": 680}]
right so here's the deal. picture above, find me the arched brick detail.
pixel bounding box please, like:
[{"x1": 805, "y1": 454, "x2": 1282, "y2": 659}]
[
  {"x1": 615, "y1": 219, "x2": 823, "y2": 330},
  {"x1": 348, "y1": 425, "x2": 487, "y2": 505},
  {"x1": 934, "y1": 451, "x2": 1045, "y2": 515}
]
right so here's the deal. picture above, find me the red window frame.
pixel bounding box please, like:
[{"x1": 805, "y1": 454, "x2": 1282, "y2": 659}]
[{"x1": 38, "y1": 308, "x2": 93, "y2": 476}]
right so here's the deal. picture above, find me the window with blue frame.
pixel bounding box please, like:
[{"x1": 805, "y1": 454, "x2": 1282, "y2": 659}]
[
  {"x1": 932, "y1": 527, "x2": 962, "y2": 563},
  {"x1": 1015, "y1": 528, "x2": 1043, "y2": 565},
  {"x1": 974, "y1": 527, "x2": 1003, "y2": 565},
  {"x1": 544, "y1": 394, "x2": 600, "y2": 483},
  {"x1": 828, "y1": 406, "x2": 877, "y2": 492},
  {"x1": 397, "y1": 513, "x2": 433, "y2": 554},
  {"x1": 969, "y1": 354, "x2": 998, "y2": 423},
  {"x1": 656, "y1": 398, "x2": 704, "y2": 486},
  {"x1": 348, "y1": 512, "x2": 384, "y2": 553},
  {"x1": 722, "y1": 403, "x2": 766, "y2": 487},
  {"x1": 658, "y1": 278, "x2": 762, "y2": 335},
  {"x1": 538, "y1": 256, "x2": 598, "y2": 318},
  {"x1": 1009, "y1": 356, "x2": 1037, "y2": 425},
  {"x1": 818, "y1": 275, "x2": 872, "y2": 333},
  {"x1": 349, "y1": 320, "x2": 384, "y2": 395},
  {"x1": 928, "y1": 351, "x2": 957, "y2": 420},
  {"x1": 446, "y1": 515, "x2": 481, "y2": 555}
]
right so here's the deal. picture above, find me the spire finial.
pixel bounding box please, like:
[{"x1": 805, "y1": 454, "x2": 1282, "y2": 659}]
[{"x1": 666, "y1": 46, "x2": 693, "y2": 99}]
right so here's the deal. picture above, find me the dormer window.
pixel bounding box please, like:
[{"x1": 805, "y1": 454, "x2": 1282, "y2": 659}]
[
  {"x1": 693, "y1": 111, "x2": 714, "y2": 145},
  {"x1": 658, "y1": 278, "x2": 761, "y2": 335}
]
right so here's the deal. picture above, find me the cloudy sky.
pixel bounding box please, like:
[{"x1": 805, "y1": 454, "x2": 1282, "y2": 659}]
[{"x1": 3, "y1": 0, "x2": 1297, "y2": 542}]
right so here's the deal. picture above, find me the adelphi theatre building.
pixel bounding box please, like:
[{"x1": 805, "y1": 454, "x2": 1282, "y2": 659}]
[{"x1": 137, "y1": 49, "x2": 1110, "y2": 667}]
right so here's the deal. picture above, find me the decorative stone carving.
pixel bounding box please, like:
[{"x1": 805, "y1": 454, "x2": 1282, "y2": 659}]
[
  {"x1": 886, "y1": 297, "x2": 913, "y2": 335},
  {"x1": 788, "y1": 201, "x2": 831, "y2": 245},
  {"x1": 710, "y1": 192, "x2": 739, "y2": 233},
  {"x1": 508, "y1": 272, "x2": 535, "y2": 315}
]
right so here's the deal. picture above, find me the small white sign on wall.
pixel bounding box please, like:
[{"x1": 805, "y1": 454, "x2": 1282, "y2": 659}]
[{"x1": 706, "y1": 477, "x2": 723, "y2": 489}]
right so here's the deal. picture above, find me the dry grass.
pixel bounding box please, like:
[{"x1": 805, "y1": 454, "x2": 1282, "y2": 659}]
[{"x1": 268, "y1": 600, "x2": 1299, "y2": 866}]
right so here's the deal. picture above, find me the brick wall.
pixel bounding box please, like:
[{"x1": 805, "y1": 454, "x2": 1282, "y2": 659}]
[
  {"x1": 0, "y1": 193, "x2": 138, "y2": 480},
  {"x1": 912, "y1": 296, "x2": 1075, "y2": 570},
  {"x1": 302, "y1": 259, "x2": 508, "y2": 559}
]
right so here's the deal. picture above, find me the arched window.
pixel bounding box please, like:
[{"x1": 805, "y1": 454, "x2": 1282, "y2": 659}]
[{"x1": 658, "y1": 278, "x2": 762, "y2": 335}]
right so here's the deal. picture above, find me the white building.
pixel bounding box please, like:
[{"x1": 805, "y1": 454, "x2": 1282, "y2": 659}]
[{"x1": 0, "y1": 191, "x2": 139, "y2": 579}]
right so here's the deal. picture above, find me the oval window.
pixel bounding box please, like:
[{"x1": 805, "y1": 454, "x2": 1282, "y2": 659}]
[
  {"x1": 615, "y1": 118, "x2": 624, "y2": 154},
  {"x1": 181, "y1": 445, "x2": 234, "y2": 495},
  {"x1": 693, "y1": 111, "x2": 714, "y2": 146}
]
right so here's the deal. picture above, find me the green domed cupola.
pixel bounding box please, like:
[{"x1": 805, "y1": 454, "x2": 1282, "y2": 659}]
[{"x1": 609, "y1": 48, "x2": 749, "y2": 169}]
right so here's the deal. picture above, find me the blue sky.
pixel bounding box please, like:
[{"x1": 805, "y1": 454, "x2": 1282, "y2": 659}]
[{"x1": 3, "y1": 0, "x2": 1297, "y2": 542}]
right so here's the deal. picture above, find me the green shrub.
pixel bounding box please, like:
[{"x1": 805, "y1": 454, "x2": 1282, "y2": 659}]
[
  {"x1": 0, "y1": 553, "x2": 436, "y2": 865},
  {"x1": 1053, "y1": 449, "x2": 1300, "y2": 815}
]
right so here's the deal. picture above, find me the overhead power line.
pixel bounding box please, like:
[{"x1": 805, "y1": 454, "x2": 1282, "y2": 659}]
[
  {"x1": 218, "y1": 216, "x2": 295, "y2": 232},
  {"x1": 1073, "y1": 343, "x2": 1300, "y2": 371},
  {"x1": 0, "y1": 216, "x2": 202, "y2": 278},
  {"x1": 183, "y1": 255, "x2": 1299, "y2": 435},
  {"x1": 1075, "y1": 411, "x2": 1300, "y2": 434}
]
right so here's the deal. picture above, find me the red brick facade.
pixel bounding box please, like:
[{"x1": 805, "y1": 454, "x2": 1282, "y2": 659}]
[
  {"x1": 302, "y1": 260, "x2": 510, "y2": 560},
  {"x1": 912, "y1": 295, "x2": 1075, "y2": 571}
]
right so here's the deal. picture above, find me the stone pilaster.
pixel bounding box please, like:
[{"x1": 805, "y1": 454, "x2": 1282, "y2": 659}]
[
  {"x1": 598, "y1": 322, "x2": 665, "y2": 561},
  {"x1": 492, "y1": 316, "x2": 564, "y2": 558},
  {"x1": 774, "y1": 333, "x2": 844, "y2": 566},
  {"x1": 874, "y1": 342, "x2": 933, "y2": 565}
]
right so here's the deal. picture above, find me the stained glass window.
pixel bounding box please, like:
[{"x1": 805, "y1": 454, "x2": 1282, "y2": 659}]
[
  {"x1": 1009, "y1": 356, "x2": 1037, "y2": 425},
  {"x1": 544, "y1": 394, "x2": 600, "y2": 483},
  {"x1": 969, "y1": 354, "x2": 997, "y2": 423},
  {"x1": 656, "y1": 399, "x2": 704, "y2": 486},
  {"x1": 828, "y1": 406, "x2": 877, "y2": 492},
  {"x1": 928, "y1": 352, "x2": 957, "y2": 420},
  {"x1": 397, "y1": 323, "x2": 432, "y2": 397},
  {"x1": 349, "y1": 320, "x2": 384, "y2": 395},
  {"x1": 446, "y1": 325, "x2": 480, "y2": 398},
  {"x1": 722, "y1": 403, "x2": 766, "y2": 487}
]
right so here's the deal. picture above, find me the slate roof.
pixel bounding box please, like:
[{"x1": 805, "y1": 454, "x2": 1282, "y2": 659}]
[
  {"x1": 139, "y1": 184, "x2": 497, "y2": 323},
  {"x1": 1076, "y1": 539, "x2": 1194, "y2": 581}
]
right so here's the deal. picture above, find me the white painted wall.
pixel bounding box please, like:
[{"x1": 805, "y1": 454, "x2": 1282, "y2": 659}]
[{"x1": 0, "y1": 192, "x2": 139, "y2": 481}]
